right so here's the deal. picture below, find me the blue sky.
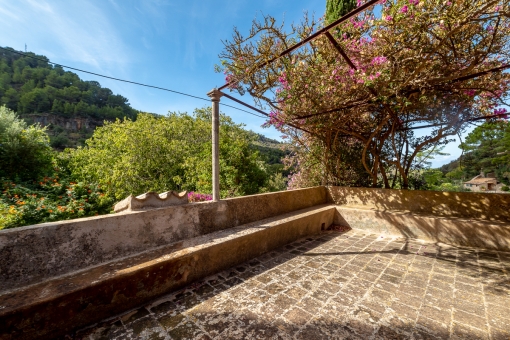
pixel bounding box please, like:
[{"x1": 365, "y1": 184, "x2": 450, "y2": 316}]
[{"x1": 0, "y1": 0, "x2": 468, "y2": 167}]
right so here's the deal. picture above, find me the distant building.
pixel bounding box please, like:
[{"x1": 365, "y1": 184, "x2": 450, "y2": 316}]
[{"x1": 463, "y1": 172, "x2": 502, "y2": 192}]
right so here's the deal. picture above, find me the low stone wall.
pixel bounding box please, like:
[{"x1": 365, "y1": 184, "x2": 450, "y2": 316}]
[
  {"x1": 0, "y1": 186, "x2": 328, "y2": 291},
  {"x1": 328, "y1": 186, "x2": 510, "y2": 251},
  {"x1": 328, "y1": 186, "x2": 510, "y2": 222},
  {"x1": 0, "y1": 205, "x2": 335, "y2": 340}
]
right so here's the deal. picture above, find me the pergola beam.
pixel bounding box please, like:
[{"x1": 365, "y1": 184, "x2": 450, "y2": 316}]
[{"x1": 218, "y1": 0, "x2": 381, "y2": 91}]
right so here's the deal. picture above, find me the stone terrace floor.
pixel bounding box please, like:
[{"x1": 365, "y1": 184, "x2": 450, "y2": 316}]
[{"x1": 71, "y1": 229, "x2": 510, "y2": 340}]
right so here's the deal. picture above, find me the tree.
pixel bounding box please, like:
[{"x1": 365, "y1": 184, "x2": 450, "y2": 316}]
[
  {"x1": 0, "y1": 105, "x2": 53, "y2": 181},
  {"x1": 460, "y1": 120, "x2": 510, "y2": 183},
  {"x1": 326, "y1": 0, "x2": 356, "y2": 24},
  {"x1": 218, "y1": 0, "x2": 510, "y2": 189},
  {"x1": 68, "y1": 108, "x2": 269, "y2": 200},
  {"x1": 1, "y1": 88, "x2": 19, "y2": 110},
  {"x1": 0, "y1": 46, "x2": 138, "y2": 120}
]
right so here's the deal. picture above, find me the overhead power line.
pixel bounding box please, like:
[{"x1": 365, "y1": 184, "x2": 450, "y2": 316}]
[{"x1": 0, "y1": 46, "x2": 266, "y2": 119}]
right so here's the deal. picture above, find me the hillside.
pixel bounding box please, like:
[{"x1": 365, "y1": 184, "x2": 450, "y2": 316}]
[
  {"x1": 248, "y1": 131, "x2": 290, "y2": 165},
  {"x1": 438, "y1": 121, "x2": 510, "y2": 185},
  {"x1": 0, "y1": 46, "x2": 292, "y2": 172},
  {"x1": 0, "y1": 47, "x2": 138, "y2": 148}
]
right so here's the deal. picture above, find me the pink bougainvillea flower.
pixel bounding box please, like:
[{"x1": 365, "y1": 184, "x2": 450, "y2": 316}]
[{"x1": 400, "y1": 5, "x2": 408, "y2": 13}]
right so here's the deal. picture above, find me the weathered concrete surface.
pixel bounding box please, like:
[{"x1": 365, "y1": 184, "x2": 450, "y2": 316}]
[
  {"x1": 0, "y1": 186, "x2": 328, "y2": 290},
  {"x1": 328, "y1": 186, "x2": 510, "y2": 222},
  {"x1": 328, "y1": 186, "x2": 510, "y2": 251},
  {"x1": 71, "y1": 230, "x2": 510, "y2": 340},
  {"x1": 113, "y1": 191, "x2": 189, "y2": 213},
  {"x1": 334, "y1": 206, "x2": 510, "y2": 251},
  {"x1": 0, "y1": 205, "x2": 335, "y2": 340}
]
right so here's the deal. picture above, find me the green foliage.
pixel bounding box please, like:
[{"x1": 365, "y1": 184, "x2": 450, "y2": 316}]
[
  {"x1": 432, "y1": 182, "x2": 466, "y2": 192},
  {"x1": 0, "y1": 105, "x2": 53, "y2": 181},
  {"x1": 67, "y1": 108, "x2": 270, "y2": 200},
  {"x1": 502, "y1": 185, "x2": 509, "y2": 192},
  {"x1": 0, "y1": 47, "x2": 138, "y2": 120},
  {"x1": 0, "y1": 176, "x2": 114, "y2": 229},
  {"x1": 325, "y1": 0, "x2": 357, "y2": 25},
  {"x1": 422, "y1": 169, "x2": 444, "y2": 188},
  {"x1": 260, "y1": 172, "x2": 288, "y2": 193},
  {"x1": 436, "y1": 120, "x2": 510, "y2": 191},
  {"x1": 445, "y1": 167, "x2": 464, "y2": 181}
]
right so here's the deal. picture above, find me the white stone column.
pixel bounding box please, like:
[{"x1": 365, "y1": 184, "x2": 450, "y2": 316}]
[{"x1": 207, "y1": 89, "x2": 223, "y2": 201}]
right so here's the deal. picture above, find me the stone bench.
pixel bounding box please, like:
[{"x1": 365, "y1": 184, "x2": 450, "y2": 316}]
[
  {"x1": 0, "y1": 204, "x2": 335, "y2": 340},
  {"x1": 334, "y1": 205, "x2": 510, "y2": 251}
]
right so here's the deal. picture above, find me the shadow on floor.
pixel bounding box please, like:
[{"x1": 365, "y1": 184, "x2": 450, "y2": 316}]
[{"x1": 67, "y1": 229, "x2": 510, "y2": 340}]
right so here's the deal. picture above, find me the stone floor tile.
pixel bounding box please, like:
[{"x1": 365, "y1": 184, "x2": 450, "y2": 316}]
[
  {"x1": 273, "y1": 294, "x2": 297, "y2": 311},
  {"x1": 124, "y1": 315, "x2": 169, "y2": 340},
  {"x1": 399, "y1": 283, "x2": 427, "y2": 298},
  {"x1": 310, "y1": 288, "x2": 334, "y2": 302},
  {"x1": 392, "y1": 292, "x2": 423, "y2": 309},
  {"x1": 419, "y1": 304, "x2": 452, "y2": 324},
  {"x1": 428, "y1": 278, "x2": 454, "y2": 292},
  {"x1": 343, "y1": 283, "x2": 370, "y2": 299},
  {"x1": 391, "y1": 301, "x2": 420, "y2": 320},
  {"x1": 384, "y1": 315, "x2": 416, "y2": 335},
  {"x1": 453, "y1": 299, "x2": 485, "y2": 316},
  {"x1": 367, "y1": 288, "x2": 394, "y2": 304},
  {"x1": 451, "y1": 322, "x2": 489, "y2": 340},
  {"x1": 283, "y1": 286, "x2": 307, "y2": 300},
  {"x1": 374, "y1": 325, "x2": 410, "y2": 340},
  {"x1": 75, "y1": 319, "x2": 126, "y2": 340},
  {"x1": 373, "y1": 280, "x2": 400, "y2": 294},
  {"x1": 296, "y1": 296, "x2": 324, "y2": 315},
  {"x1": 455, "y1": 291, "x2": 484, "y2": 304},
  {"x1": 489, "y1": 327, "x2": 510, "y2": 340},
  {"x1": 330, "y1": 292, "x2": 358, "y2": 308},
  {"x1": 343, "y1": 316, "x2": 378, "y2": 338},
  {"x1": 486, "y1": 302, "x2": 510, "y2": 322},
  {"x1": 359, "y1": 299, "x2": 388, "y2": 315},
  {"x1": 357, "y1": 271, "x2": 380, "y2": 283},
  {"x1": 453, "y1": 310, "x2": 488, "y2": 332},
  {"x1": 415, "y1": 315, "x2": 450, "y2": 338},
  {"x1": 68, "y1": 232, "x2": 510, "y2": 340},
  {"x1": 379, "y1": 273, "x2": 403, "y2": 285}
]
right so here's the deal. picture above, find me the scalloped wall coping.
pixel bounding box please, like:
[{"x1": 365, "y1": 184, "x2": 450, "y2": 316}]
[{"x1": 113, "y1": 191, "x2": 189, "y2": 213}]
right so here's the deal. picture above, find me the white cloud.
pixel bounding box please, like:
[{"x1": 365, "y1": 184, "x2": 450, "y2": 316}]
[{"x1": 0, "y1": 0, "x2": 130, "y2": 72}]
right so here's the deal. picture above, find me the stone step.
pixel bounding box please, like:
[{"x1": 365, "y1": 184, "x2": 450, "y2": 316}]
[{"x1": 0, "y1": 204, "x2": 335, "y2": 340}]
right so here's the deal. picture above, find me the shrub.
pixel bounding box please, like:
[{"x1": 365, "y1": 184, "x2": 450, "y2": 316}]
[
  {"x1": 0, "y1": 105, "x2": 53, "y2": 181},
  {"x1": 188, "y1": 191, "x2": 213, "y2": 202},
  {"x1": 502, "y1": 185, "x2": 510, "y2": 192},
  {"x1": 0, "y1": 176, "x2": 114, "y2": 229}
]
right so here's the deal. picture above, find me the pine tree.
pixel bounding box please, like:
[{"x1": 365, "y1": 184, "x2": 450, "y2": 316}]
[{"x1": 325, "y1": 0, "x2": 357, "y2": 25}]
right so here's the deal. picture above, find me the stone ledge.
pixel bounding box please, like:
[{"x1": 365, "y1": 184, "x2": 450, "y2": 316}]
[
  {"x1": 0, "y1": 205, "x2": 335, "y2": 340},
  {"x1": 334, "y1": 206, "x2": 510, "y2": 251},
  {"x1": 113, "y1": 191, "x2": 189, "y2": 213},
  {"x1": 0, "y1": 186, "x2": 329, "y2": 291}
]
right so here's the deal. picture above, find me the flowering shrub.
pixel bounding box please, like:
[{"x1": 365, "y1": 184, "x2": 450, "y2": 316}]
[
  {"x1": 218, "y1": 0, "x2": 510, "y2": 189},
  {"x1": 187, "y1": 191, "x2": 213, "y2": 202},
  {"x1": 0, "y1": 176, "x2": 114, "y2": 229}
]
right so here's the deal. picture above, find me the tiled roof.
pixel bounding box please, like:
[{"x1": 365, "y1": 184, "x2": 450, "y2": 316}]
[{"x1": 464, "y1": 175, "x2": 498, "y2": 184}]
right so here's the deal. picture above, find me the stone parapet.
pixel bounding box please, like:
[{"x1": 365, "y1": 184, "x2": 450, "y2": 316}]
[
  {"x1": 0, "y1": 186, "x2": 328, "y2": 291},
  {"x1": 0, "y1": 205, "x2": 335, "y2": 340},
  {"x1": 327, "y1": 186, "x2": 510, "y2": 222},
  {"x1": 334, "y1": 206, "x2": 510, "y2": 251}
]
